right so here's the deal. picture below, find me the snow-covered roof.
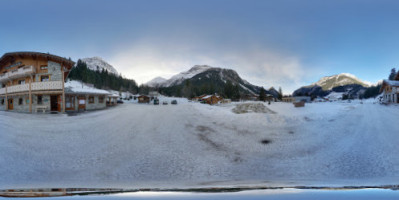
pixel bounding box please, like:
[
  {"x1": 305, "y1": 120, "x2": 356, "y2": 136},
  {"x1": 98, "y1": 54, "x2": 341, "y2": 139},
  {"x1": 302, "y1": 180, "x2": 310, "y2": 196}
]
[
  {"x1": 65, "y1": 80, "x2": 111, "y2": 95},
  {"x1": 383, "y1": 79, "x2": 399, "y2": 87},
  {"x1": 201, "y1": 95, "x2": 213, "y2": 99}
]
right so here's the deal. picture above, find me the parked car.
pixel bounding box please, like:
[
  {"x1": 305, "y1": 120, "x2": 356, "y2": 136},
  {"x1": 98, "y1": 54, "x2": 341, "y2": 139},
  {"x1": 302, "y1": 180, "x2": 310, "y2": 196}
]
[
  {"x1": 117, "y1": 100, "x2": 124, "y2": 104},
  {"x1": 171, "y1": 100, "x2": 177, "y2": 105},
  {"x1": 163, "y1": 101, "x2": 168, "y2": 105},
  {"x1": 154, "y1": 99, "x2": 159, "y2": 105}
]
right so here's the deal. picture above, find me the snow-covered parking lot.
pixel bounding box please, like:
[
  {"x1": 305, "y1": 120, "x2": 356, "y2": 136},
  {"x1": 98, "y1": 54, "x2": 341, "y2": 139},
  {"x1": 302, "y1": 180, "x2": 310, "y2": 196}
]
[{"x1": 1, "y1": 100, "x2": 399, "y2": 189}]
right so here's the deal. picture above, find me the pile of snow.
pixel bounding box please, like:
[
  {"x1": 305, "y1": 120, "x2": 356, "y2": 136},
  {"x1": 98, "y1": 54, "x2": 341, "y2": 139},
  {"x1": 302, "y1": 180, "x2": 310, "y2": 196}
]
[
  {"x1": 81, "y1": 57, "x2": 119, "y2": 75},
  {"x1": 232, "y1": 103, "x2": 276, "y2": 114},
  {"x1": 65, "y1": 80, "x2": 110, "y2": 95}
]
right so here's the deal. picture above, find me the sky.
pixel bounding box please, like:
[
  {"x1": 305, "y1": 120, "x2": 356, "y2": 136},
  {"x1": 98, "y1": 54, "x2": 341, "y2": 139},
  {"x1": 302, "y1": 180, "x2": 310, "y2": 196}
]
[{"x1": 1, "y1": 0, "x2": 399, "y2": 93}]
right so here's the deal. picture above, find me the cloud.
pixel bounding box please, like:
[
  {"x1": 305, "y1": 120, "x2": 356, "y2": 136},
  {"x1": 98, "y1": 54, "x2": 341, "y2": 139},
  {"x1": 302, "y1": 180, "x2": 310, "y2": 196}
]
[{"x1": 108, "y1": 37, "x2": 312, "y2": 94}]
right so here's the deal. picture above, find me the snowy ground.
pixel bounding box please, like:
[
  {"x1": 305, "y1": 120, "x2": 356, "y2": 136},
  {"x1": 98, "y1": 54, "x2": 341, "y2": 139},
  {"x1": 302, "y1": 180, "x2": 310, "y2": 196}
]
[{"x1": 1, "y1": 99, "x2": 399, "y2": 189}]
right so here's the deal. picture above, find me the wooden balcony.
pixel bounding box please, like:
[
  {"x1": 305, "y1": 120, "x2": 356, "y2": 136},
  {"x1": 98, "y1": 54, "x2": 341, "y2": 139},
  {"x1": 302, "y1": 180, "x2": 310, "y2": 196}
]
[
  {"x1": 0, "y1": 81, "x2": 63, "y2": 95},
  {"x1": 7, "y1": 84, "x2": 29, "y2": 94}
]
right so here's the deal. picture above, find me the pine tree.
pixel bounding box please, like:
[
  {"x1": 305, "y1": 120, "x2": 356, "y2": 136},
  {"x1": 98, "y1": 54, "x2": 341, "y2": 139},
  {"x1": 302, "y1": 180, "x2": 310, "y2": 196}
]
[
  {"x1": 259, "y1": 87, "x2": 266, "y2": 102},
  {"x1": 182, "y1": 79, "x2": 193, "y2": 98},
  {"x1": 233, "y1": 84, "x2": 241, "y2": 101},
  {"x1": 389, "y1": 68, "x2": 397, "y2": 80},
  {"x1": 278, "y1": 87, "x2": 283, "y2": 100},
  {"x1": 224, "y1": 80, "x2": 234, "y2": 99}
]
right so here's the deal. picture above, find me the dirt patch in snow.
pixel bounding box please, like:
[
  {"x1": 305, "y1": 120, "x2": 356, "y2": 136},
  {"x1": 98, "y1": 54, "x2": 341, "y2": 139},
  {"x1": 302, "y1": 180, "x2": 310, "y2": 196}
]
[
  {"x1": 260, "y1": 139, "x2": 272, "y2": 145},
  {"x1": 232, "y1": 103, "x2": 276, "y2": 114},
  {"x1": 196, "y1": 125, "x2": 215, "y2": 133}
]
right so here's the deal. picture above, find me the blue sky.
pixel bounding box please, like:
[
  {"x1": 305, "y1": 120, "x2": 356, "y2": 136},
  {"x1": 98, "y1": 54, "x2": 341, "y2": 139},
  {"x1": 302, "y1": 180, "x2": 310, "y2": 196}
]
[{"x1": 1, "y1": 0, "x2": 399, "y2": 93}]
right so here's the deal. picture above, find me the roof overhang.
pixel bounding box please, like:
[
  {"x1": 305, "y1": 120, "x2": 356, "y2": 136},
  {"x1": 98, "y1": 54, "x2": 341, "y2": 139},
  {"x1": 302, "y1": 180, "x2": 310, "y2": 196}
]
[{"x1": 0, "y1": 52, "x2": 75, "y2": 80}]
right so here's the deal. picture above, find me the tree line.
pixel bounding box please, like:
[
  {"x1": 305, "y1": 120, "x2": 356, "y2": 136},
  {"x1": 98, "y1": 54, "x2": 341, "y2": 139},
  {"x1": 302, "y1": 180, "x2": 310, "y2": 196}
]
[{"x1": 156, "y1": 80, "x2": 242, "y2": 100}]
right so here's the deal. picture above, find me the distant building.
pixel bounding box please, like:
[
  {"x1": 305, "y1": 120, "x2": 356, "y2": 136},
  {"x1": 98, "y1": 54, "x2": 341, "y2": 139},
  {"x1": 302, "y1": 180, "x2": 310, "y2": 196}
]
[
  {"x1": 294, "y1": 96, "x2": 311, "y2": 103},
  {"x1": 149, "y1": 91, "x2": 160, "y2": 98},
  {"x1": 192, "y1": 94, "x2": 207, "y2": 101},
  {"x1": 138, "y1": 95, "x2": 150, "y2": 103},
  {"x1": 241, "y1": 94, "x2": 258, "y2": 101},
  {"x1": 201, "y1": 94, "x2": 223, "y2": 105},
  {"x1": 282, "y1": 96, "x2": 295, "y2": 102}
]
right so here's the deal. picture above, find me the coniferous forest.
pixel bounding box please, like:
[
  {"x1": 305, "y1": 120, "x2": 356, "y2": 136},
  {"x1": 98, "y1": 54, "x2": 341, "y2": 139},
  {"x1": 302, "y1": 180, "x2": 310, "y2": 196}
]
[{"x1": 68, "y1": 59, "x2": 138, "y2": 93}]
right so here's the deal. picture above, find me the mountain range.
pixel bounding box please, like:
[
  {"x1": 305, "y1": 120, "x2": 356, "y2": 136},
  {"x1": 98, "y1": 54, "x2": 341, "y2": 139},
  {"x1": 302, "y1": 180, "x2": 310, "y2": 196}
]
[{"x1": 146, "y1": 65, "x2": 274, "y2": 97}]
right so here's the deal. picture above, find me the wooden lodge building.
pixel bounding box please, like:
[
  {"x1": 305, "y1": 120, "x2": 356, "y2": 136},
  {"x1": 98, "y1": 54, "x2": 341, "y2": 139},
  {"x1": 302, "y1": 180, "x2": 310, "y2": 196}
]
[{"x1": 0, "y1": 52, "x2": 115, "y2": 113}]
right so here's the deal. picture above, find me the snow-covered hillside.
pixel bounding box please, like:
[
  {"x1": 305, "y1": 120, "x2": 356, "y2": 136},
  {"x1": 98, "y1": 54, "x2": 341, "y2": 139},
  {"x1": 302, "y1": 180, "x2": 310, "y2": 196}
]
[
  {"x1": 1, "y1": 101, "x2": 399, "y2": 189},
  {"x1": 81, "y1": 57, "x2": 119, "y2": 75}
]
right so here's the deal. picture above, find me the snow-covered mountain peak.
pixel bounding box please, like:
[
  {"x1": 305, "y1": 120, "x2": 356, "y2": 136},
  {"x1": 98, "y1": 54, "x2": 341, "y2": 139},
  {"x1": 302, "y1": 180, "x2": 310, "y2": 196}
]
[
  {"x1": 81, "y1": 57, "x2": 119, "y2": 75},
  {"x1": 146, "y1": 76, "x2": 167, "y2": 87},
  {"x1": 312, "y1": 73, "x2": 370, "y2": 90},
  {"x1": 161, "y1": 65, "x2": 214, "y2": 87}
]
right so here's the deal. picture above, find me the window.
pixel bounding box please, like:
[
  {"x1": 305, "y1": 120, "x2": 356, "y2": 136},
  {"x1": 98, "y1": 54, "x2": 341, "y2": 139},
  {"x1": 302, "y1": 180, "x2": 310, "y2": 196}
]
[
  {"x1": 66, "y1": 96, "x2": 75, "y2": 108},
  {"x1": 99, "y1": 96, "x2": 104, "y2": 103},
  {"x1": 18, "y1": 98, "x2": 23, "y2": 105},
  {"x1": 40, "y1": 75, "x2": 50, "y2": 82},
  {"x1": 37, "y1": 95, "x2": 42, "y2": 105},
  {"x1": 26, "y1": 98, "x2": 29, "y2": 104},
  {"x1": 40, "y1": 65, "x2": 48, "y2": 70},
  {"x1": 0, "y1": 99, "x2": 4, "y2": 105},
  {"x1": 89, "y1": 96, "x2": 94, "y2": 104},
  {"x1": 18, "y1": 80, "x2": 25, "y2": 85}
]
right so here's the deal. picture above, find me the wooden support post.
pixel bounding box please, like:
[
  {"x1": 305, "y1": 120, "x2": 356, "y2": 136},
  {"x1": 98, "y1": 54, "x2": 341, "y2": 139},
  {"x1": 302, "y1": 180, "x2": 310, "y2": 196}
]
[
  {"x1": 5, "y1": 85, "x2": 7, "y2": 111},
  {"x1": 29, "y1": 75, "x2": 32, "y2": 113},
  {"x1": 62, "y1": 64, "x2": 65, "y2": 113}
]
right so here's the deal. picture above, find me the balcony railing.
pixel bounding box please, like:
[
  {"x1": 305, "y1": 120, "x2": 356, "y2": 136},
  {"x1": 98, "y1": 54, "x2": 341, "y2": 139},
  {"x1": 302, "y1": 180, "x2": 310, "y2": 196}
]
[
  {"x1": 7, "y1": 65, "x2": 36, "y2": 80},
  {"x1": 7, "y1": 84, "x2": 29, "y2": 94},
  {"x1": 0, "y1": 73, "x2": 9, "y2": 83},
  {"x1": 31, "y1": 81, "x2": 63, "y2": 91},
  {"x1": 0, "y1": 81, "x2": 63, "y2": 95}
]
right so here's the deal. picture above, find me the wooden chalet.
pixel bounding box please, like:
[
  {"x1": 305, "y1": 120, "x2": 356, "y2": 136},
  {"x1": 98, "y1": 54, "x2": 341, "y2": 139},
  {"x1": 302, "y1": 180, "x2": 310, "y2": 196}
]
[
  {"x1": 201, "y1": 94, "x2": 223, "y2": 105},
  {"x1": 0, "y1": 52, "x2": 74, "y2": 113},
  {"x1": 138, "y1": 95, "x2": 150, "y2": 103}
]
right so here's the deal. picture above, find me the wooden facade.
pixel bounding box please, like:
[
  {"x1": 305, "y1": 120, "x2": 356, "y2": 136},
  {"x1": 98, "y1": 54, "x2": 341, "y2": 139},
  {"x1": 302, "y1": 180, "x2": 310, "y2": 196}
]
[
  {"x1": 138, "y1": 95, "x2": 150, "y2": 103},
  {"x1": 0, "y1": 52, "x2": 74, "y2": 113},
  {"x1": 201, "y1": 95, "x2": 223, "y2": 105},
  {"x1": 380, "y1": 79, "x2": 399, "y2": 104}
]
